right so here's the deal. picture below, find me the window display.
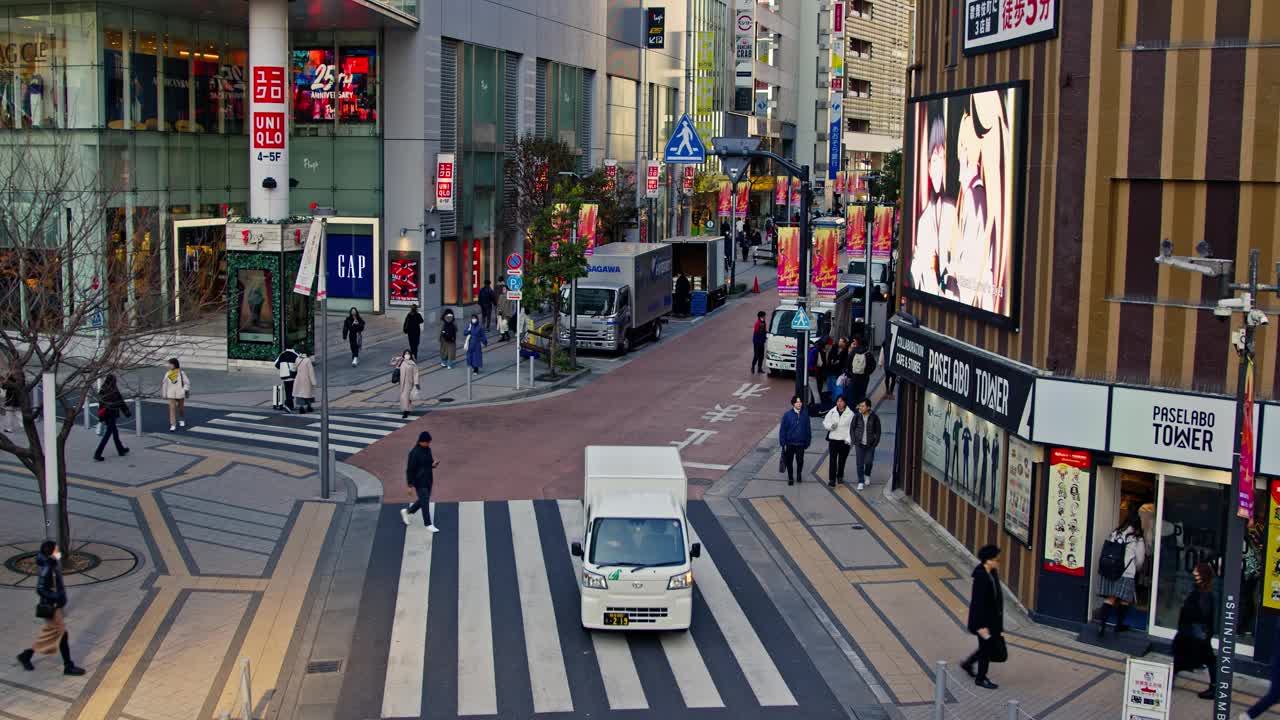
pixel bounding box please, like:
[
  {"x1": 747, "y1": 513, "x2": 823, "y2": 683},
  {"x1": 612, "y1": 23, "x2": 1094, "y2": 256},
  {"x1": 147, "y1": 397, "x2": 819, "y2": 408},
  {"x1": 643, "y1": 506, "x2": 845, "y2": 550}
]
[
  {"x1": 237, "y1": 269, "x2": 274, "y2": 343},
  {"x1": 292, "y1": 46, "x2": 377, "y2": 123},
  {"x1": 923, "y1": 390, "x2": 1005, "y2": 517}
]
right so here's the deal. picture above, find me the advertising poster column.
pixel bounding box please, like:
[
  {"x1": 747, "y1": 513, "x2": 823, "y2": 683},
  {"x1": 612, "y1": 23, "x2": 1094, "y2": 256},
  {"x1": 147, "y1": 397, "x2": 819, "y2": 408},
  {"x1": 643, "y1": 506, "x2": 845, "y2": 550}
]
[
  {"x1": 1043, "y1": 448, "x2": 1090, "y2": 576},
  {"x1": 578, "y1": 204, "x2": 598, "y2": 256},
  {"x1": 846, "y1": 205, "x2": 866, "y2": 257},
  {"x1": 718, "y1": 181, "x2": 732, "y2": 217},
  {"x1": 871, "y1": 205, "x2": 894, "y2": 262},
  {"x1": 387, "y1": 251, "x2": 421, "y2": 307},
  {"x1": 776, "y1": 227, "x2": 799, "y2": 296}
]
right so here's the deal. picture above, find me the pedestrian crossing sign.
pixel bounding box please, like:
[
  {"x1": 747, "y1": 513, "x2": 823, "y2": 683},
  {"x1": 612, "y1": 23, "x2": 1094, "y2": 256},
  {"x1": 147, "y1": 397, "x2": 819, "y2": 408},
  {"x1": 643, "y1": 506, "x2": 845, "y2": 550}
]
[
  {"x1": 664, "y1": 113, "x2": 706, "y2": 163},
  {"x1": 790, "y1": 310, "x2": 812, "y2": 331}
]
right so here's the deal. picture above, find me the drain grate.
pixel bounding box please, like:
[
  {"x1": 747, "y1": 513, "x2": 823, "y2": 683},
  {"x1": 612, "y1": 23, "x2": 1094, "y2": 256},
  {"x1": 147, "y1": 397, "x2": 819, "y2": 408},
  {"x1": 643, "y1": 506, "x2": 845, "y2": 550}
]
[
  {"x1": 437, "y1": 397, "x2": 454, "y2": 403},
  {"x1": 306, "y1": 659, "x2": 343, "y2": 674}
]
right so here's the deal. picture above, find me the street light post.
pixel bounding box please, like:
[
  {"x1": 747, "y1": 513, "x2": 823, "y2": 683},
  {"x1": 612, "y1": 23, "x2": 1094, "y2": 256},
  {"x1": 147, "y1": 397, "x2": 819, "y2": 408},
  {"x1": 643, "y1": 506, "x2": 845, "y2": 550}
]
[
  {"x1": 313, "y1": 210, "x2": 335, "y2": 500},
  {"x1": 1156, "y1": 244, "x2": 1278, "y2": 720}
]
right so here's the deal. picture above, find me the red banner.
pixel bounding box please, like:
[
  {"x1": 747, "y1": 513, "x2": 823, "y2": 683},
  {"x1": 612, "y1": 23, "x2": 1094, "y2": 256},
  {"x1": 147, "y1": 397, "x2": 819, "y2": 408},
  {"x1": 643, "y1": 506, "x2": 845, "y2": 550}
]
[
  {"x1": 718, "y1": 181, "x2": 732, "y2": 216},
  {"x1": 872, "y1": 205, "x2": 893, "y2": 262},
  {"x1": 834, "y1": 171, "x2": 845, "y2": 195},
  {"x1": 774, "y1": 175, "x2": 787, "y2": 205},
  {"x1": 812, "y1": 227, "x2": 839, "y2": 299},
  {"x1": 1240, "y1": 358, "x2": 1256, "y2": 519},
  {"x1": 578, "y1": 203, "x2": 599, "y2": 257},
  {"x1": 846, "y1": 205, "x2": 866, "y2": 256},
  {"x1": 470, "y1": 239, "x2": 482, "y2": 299},
  {"x1": 776, "y1": 227, "x2": 800, "y2": 296},
  {"x1": 790, "y1": 177, "x2": 801, "y2": 207},
  {"x1": 736, "y1": 182, "x2": 749, "y2": 215}
]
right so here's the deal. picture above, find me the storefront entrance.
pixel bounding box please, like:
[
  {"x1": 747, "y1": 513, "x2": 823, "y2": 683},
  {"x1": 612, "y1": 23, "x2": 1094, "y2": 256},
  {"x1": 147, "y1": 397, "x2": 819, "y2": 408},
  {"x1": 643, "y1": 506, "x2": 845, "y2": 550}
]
[{"x1": 172, "y1": 218, "x2": 227, "y2": 323}]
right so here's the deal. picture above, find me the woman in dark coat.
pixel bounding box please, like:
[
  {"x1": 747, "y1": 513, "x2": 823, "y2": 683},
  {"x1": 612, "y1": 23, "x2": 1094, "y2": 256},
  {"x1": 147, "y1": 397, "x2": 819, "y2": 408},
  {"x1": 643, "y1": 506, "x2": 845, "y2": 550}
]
[
  {"x1": 94, "y1": 375, "x2": 130, "y2": 462},
  {"x1": 1172, "y1": 562, "x2": 1218, "y2": 699},
  {"x1": 962, "y1": 544, "x2": 1003, "y2": 689},
  {"x1": 16, "y1": 541, "x2": 85, "y2": 675},
  {"x1": 342, "y1": 307, "x2": 366, "y2": 366}
]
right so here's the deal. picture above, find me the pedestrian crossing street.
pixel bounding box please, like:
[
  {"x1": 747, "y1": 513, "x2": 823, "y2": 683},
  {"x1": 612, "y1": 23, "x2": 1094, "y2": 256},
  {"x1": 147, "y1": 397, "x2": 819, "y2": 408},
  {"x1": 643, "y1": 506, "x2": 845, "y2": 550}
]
[
  {"x1": 184, "y1": 411, "x2": 408, "y2": 458},
  {"x1": 351, "y1": 499, "x2": 843, "y2": 720}
]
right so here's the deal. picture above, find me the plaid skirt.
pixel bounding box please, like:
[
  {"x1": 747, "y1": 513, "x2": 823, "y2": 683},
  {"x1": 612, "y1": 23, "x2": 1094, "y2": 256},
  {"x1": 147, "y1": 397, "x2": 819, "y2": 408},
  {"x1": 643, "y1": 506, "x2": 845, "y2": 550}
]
[{"x1": 1098, "y1": 576, "x2": 1137, "y2": 603}]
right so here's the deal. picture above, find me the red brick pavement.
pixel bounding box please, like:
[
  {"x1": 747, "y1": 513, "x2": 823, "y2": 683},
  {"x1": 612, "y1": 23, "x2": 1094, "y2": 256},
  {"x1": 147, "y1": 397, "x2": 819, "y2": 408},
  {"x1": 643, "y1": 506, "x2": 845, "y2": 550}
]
[{"x1": 351, "y1": 292, "x2": 796, "y2": 504}]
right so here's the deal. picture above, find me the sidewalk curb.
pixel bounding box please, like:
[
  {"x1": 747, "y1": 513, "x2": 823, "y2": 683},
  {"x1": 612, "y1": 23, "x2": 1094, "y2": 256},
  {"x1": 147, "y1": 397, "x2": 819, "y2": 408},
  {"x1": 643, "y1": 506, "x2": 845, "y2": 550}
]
[{"x1": 336, "y1": 461, "x2": 383, "y2": 504}]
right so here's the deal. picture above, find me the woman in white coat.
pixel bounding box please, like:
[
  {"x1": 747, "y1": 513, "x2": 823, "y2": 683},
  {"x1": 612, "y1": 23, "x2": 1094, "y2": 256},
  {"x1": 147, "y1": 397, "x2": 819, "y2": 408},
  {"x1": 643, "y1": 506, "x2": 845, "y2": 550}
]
[
  {"x1": 822, "y1": 396, "x2": 855, "y2": 487},
  {"x1": 293, "y1": 353, "x2": 318, "y2": 413},
  {"x1": 392, "y1": 350, "x2": 419, "y2": 419},
  {"x1": 159, "y1": 358, "x2": 190, "y2": 432}
]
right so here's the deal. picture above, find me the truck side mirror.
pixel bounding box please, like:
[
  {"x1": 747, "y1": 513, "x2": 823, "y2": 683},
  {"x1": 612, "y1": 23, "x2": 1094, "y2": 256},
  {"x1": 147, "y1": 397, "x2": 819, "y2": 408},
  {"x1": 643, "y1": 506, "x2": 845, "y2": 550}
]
[
  {"x1": 571, "y1": 542, "x2": 584, "y2": 557},
  {"x1": 690, "y1": 542, "x2": 701, "y2": 558}
]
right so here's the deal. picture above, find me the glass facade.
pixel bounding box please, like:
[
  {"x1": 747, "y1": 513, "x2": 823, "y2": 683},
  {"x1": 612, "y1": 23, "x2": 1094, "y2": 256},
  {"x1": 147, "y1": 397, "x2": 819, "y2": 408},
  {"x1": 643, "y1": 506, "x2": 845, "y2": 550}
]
[{"x1": 606, "y1": 75, "x2": 636, "y2": 169}]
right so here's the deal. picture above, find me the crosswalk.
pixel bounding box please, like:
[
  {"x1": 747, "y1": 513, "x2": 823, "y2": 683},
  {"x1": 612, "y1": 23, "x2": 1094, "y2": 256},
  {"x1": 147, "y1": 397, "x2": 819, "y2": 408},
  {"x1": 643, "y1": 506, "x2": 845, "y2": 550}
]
[
  {"x1": 363, "y1": 499, "x2": 840, "y2": 720},
  {"x1": 183, "y1": 411, "x2": 408, "y2": 458}
]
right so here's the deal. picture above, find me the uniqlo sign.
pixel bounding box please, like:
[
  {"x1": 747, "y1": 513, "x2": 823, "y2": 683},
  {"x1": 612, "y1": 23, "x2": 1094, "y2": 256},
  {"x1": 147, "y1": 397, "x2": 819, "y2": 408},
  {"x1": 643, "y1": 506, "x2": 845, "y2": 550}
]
[
  {"x1": 645, "y1": 161, "x2": 661, "y2": 199},
  {"x1": 253, "y1": 112, "x2": 285, "y2": 149},
  {"x1": 436, "y1": 154, "x2": 456, "y2": 212},
  {"x1": 252, "y1": 66, "x2": 285, "y2": 104}
]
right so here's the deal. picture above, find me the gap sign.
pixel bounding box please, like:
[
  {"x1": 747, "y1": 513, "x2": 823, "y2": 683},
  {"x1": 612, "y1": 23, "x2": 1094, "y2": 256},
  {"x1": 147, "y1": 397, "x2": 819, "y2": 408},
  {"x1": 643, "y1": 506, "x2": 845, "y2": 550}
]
[{"x1": 324, "y1": 233, "x2": 374, "y2": 300}]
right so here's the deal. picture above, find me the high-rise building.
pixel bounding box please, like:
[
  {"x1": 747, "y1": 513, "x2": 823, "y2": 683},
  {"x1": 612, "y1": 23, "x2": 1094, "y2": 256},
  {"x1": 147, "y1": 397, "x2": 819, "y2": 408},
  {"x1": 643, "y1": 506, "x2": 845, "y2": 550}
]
[{"x1": 841, "y1": 0, "x2": 913, "y2": 190}]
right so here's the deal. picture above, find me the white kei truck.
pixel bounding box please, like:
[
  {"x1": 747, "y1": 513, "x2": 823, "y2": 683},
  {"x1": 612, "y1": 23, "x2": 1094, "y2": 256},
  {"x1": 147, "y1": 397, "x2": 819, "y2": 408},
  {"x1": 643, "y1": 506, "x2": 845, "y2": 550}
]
[{"x1": 570, "y1": 446, "x2": 700, "y2": 631}]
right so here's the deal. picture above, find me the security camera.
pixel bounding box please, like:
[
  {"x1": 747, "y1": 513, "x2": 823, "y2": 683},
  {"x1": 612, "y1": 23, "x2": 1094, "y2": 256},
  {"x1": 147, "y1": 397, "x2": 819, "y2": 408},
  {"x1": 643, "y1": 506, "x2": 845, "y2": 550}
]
[
  {"x1": 1195, "y1": 240, "x2": 1212, "y2": 258},
  {"x1": 1159, "y1": 238, "x2": 1174, "y2": 258},
  {"x1": 1249, "y1": 309, "x2": 1269, "y2": 327},
  {"x1": 262, "y1": 177, "x2": 277, "y2": 189}
]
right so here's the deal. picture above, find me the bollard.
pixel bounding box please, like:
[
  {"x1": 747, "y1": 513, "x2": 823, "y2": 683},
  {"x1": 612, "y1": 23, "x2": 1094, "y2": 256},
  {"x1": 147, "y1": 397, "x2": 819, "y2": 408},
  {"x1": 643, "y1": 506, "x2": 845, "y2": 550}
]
[
  {"x1": 323, "y1": 448, "x2": 335, "y2": 499},
  {"x1": 932, "y1": 660, "x2": 947, "y2": 720},
  {"x1": 529, "y1": 355, "x2": 535, "y2": 389},
  {"x1": 1006, "y1": 699, "x2": 1019, "y2": 720},
  {"x1": 134, "y1": 397, "x2": 142, "y2": 436},
  {"x1": 83, "y1": 402, "x2": 90, "y2": 428},
  {"x1": 466, "y1": 362, "x2": 473, "y2": 400}
]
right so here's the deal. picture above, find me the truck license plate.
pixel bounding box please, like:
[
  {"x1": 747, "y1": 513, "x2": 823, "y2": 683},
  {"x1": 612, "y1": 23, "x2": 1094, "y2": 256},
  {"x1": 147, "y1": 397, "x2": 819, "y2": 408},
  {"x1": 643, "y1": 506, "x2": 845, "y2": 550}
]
[{"x1": 603, "y1": 612, "x2": 630, "y2": 626}]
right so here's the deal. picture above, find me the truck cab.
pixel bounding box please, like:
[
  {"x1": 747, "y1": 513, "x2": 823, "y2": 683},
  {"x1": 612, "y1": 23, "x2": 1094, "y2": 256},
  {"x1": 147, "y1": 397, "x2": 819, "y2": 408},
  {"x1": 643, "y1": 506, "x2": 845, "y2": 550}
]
[
  {"x1": 570, "y1": 446, "x2": 699, "y2": 630},
  {"x1": 559, "y1": 243, "x2": 673, "y2": 354},
  {"x1": 764, "y1": 302, "x2": 832, "y2": 375}
]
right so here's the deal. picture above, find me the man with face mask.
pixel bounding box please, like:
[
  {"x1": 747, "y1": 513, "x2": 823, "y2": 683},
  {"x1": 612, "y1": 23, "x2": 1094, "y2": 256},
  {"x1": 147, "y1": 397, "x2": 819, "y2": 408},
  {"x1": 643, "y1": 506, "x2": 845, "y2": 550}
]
[{"x1": 439, "y1": 309, "x2": 457, "y2": 369}]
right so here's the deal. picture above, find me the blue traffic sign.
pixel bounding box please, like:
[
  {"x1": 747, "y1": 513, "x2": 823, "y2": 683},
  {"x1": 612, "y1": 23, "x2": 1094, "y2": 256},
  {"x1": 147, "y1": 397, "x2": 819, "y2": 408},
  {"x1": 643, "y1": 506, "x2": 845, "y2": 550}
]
[
  {"x1": 505, "y1": 275, "x2": 523, "y2": 292},
  {"x1": 664, "y1": 114, "x2": 706, "y2": 163},
  {"x1": 790, "y1": 310, "x2": 812, "y2": 331}
]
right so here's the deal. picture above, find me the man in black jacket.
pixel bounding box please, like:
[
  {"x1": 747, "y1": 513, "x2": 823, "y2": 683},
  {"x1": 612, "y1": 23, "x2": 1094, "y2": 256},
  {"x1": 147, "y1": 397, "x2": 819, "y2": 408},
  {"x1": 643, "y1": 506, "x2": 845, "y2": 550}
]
[
  {"x1": 403, "y1": 304, "x2": 425, "y2": 359},
  {"x1": 962, "y1": 544, "x2": 1003, "y2": 689},
  {"x1": 851, "y1": 398, "x2": 881, "y2": 490},
  {"x1": 274, "y1": 347, "x2": 300, "y2": 413},
  {"x1": 400, "y1": 431, "x2": 439, "y2": 533},
  {"x1": 478, "y1": 281, "x2": 496, "y2": 330}
]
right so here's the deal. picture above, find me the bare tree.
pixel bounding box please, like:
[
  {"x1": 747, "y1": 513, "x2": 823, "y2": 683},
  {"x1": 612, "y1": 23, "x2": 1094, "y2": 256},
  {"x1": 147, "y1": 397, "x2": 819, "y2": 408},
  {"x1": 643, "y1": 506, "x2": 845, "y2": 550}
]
[
  {"x1": 0, "y1": 133, "x2": 217, "y2": 554},
  {"x1": 503, "y1": 135, "x2": 577, "y2": 246}
]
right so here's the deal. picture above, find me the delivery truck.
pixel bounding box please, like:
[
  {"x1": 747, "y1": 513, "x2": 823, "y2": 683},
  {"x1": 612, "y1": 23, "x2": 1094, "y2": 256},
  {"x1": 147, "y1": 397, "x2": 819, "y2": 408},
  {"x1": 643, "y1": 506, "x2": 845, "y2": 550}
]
[
  {"x1": 559, "y1": 243, "x2": 673, "y2": 354},
  {"x1": 661, "y1": 235, "x2": 728, "y2": 314},
  {"x1": 570, "y1": 446, "x2": 699, "y2": 630}
]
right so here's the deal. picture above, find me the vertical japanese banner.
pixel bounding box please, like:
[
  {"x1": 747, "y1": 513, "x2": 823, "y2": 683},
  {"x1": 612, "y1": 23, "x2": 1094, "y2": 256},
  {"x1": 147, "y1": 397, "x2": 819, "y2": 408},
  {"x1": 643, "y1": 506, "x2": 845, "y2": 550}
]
[
  {"x1": 774, "y1": 175, "x2": 787, "y2": 206},
  {"x1": 871, "y1": 205, "x2": 893, "y2": 261},
  {"x1": 846, "y1": 205, "x2": 866, "y2": 256},
  {"x1": 1240, "y1": 357, "x2": 1256, "y2": 518},
  {"x1": 736, "y1": 182, "x2": 749, "y2": 215},
  {"x1": 578, "y1": 203, "x2": 599, "y2": 256},
  {"x1": 812, "y1": 227, "x2": 838, "y2": 299},
  {"x1": 603, "y1": 159, "x2": 617, "y2": 193},
  {"x1": 776, "y1": 226, "x2": 800, "y2": 296},
  {"x1": 718, "y1": 181, "x2": 732, "y2": 216},
  {"x1": 550, "y1": 202, "x2": 570, "y2": 257}
]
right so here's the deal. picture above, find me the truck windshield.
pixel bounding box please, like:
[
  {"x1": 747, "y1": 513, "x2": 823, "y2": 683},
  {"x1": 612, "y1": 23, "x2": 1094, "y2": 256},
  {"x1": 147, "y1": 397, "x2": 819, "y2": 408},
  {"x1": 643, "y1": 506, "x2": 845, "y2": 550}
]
[
  {"x1": 769, "y1": 309, "x2": 831, "y2": 340},
  {"x1": 561, "y1": 286, "x2": 615, "y2": 316},
  {"x1": 589, "y1": 517, "x2": 685, "y2": 568}
]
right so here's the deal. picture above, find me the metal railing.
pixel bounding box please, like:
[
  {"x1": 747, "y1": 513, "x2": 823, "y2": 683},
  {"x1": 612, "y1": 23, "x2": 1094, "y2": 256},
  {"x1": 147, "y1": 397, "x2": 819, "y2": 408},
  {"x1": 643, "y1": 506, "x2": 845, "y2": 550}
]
[{"x1": 931, "y1": 661, "x2": 1040, "y2": 720}]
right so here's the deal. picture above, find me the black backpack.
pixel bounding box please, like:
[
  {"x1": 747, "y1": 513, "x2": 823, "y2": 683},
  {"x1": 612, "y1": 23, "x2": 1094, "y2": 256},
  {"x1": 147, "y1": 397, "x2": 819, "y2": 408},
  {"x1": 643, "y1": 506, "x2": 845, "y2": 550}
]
[{"x1": 1098, "y1": 536, "x2": 1128, "y2": 580}]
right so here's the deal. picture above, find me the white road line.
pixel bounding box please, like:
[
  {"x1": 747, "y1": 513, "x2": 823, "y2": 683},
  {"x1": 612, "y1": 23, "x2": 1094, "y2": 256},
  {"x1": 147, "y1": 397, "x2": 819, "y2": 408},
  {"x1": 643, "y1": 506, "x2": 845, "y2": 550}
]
[
  {"x1": 304, "y1": 422, "x2": 393, "y2": 437},
  {"x1": 556, "y1": 499, "x2": 648, "y2": 711},
  {"x1": 682, "y1": 462, "x2": 733, "y2": 471},
  {"x1": 365, "y1": 412, "x2": 414, "y2": 421},
  {"x1": 226, "y1": 412, "x2": 270, "y2": 420},
  {"x1": 330, "y1": 416, "x2": 408, "y2": 429},
  {"x1": 687, "y1": 524, "x2": 796, "y2": 706},
  {"x1": 457, "y1": 502, "x2": 496, "y2": 716},
  {"x1": 184, "y1": 426, "x2": 363, "y2": 455},
  {"x1": 381, "y1": 512, "x2": 435, "y2": 719},
  {"x1": 508, "y1": 501, "x2": 574, "y2": 714},
  {"x1": 205, "y1": 418, "x2": 378, "y2": 445},
  {"x1": 660, "y1": 632, "x2": 724, "y2": 708}
]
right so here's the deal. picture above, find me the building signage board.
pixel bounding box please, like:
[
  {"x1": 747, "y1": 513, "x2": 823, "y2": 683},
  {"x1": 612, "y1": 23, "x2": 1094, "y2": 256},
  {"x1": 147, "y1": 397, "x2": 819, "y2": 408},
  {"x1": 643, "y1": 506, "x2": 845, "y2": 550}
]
[
  {"x1": 827, "y1": 117, "x2": 841, "y2": 180},
  {"x1": 1123, "y1": 658, "x2": 1173, "y2": 720},
  {"x1": 436, "y1": 154, "x2": 456, "y2": 212},
  {"x1": 1109, "y1": 387, "x2": 1238, "y2": 470},
  {"x1": 645, "y1": 8, "x2": 666, "y2": 49},
  {"x1": 1043, "y1": 448, "x2": 1090, "y2": 577},
  {"x1": 324, "y1": 233, "x2": 374, "y2": 300},
  {"x1": 887, "y1": 321, "x2": 1035, "y2": 433},
  {"x1": 387, "y1": 250, "x2": 420, "y2": 306},
  {"x1": 1004, "y1": 435, "x2": 1035, "y2": 546},
  {"x1": 645, "y1": 161, "x2": 661, "y2": 199},
  {"x1": 963, "y1": 0, "x2": 1058, "y2": 55},
  {"x1": 734, "y1": 0, "x2": 755, "y2": 113},
  {"x1": 923, "y1": 391, "x2": 1005, "y2": 518}
]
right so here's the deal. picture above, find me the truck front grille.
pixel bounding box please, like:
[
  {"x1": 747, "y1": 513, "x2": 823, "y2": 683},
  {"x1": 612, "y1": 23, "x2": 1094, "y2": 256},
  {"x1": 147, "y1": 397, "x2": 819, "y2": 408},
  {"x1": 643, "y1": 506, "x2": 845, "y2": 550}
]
[{"x1": 606, "y1": 606, "x2": 669, "y2": 624}]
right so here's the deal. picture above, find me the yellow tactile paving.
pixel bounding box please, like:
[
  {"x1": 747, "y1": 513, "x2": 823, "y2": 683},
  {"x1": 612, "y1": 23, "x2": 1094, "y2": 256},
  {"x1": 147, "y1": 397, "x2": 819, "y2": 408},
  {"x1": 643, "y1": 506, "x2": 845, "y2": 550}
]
[
  {"x1": 136, "y1": 493, "x2": 190, "y2": 577},
  {"x1": 76, "y1": 586, "x2": 182, "y2": 720},
  {"x1": 155, "y1": 444, "x2": 311, "y2": 477}
]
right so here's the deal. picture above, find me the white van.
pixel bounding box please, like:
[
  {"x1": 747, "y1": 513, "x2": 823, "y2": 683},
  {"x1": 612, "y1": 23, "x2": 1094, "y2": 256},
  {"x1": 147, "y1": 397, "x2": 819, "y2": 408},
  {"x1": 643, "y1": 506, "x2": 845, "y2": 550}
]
[{"x1": 570, "y1": 446, "x2": 700, "y2": 630}]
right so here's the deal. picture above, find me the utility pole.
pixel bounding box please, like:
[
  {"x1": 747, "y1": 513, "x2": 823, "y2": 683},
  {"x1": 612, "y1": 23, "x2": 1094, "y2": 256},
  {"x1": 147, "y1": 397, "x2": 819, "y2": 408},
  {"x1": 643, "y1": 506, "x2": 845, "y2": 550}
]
[
  {"x1": 1155, "y1": 242, "x2": 1278, "y2": 720},
  {"x1": 312, "y1": 206, "x2": 337, "y2": 500}
]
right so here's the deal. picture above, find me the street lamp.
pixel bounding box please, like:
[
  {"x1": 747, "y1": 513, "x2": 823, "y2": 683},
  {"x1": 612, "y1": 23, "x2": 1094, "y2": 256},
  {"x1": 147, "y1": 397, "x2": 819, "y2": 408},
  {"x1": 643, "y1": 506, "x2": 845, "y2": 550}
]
[
  {"x1": 312, "y1": 204, "x2": 337, "y2": 500},
  {"x1": 557, "y1": 171, "x2": 582, "y2": 370},
  {"x1": 1156, "y1": 241, "x2": 1280, "y2": 719}
]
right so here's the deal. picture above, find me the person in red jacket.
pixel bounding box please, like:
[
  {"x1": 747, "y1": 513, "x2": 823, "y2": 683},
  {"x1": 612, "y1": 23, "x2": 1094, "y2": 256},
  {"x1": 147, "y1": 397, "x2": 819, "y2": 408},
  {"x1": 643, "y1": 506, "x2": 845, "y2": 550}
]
[{"x1": 751, "y1": 311, "x2": 767, "y2": 374}]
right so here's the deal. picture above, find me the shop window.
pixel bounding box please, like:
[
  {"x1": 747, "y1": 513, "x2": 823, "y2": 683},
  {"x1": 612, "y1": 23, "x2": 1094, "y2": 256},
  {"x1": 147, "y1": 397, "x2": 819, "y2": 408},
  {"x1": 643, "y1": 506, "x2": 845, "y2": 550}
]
[
  {"x1": 849, "y1": 79, "x2": 871, "y2": 98},
  {"x1": 847, "y1": 117, "x2": 870, "y2": 133},
  {"x1": 850, "y1": 0, "x2": 874, "y2": 20},
  {"x1": 234, "y1": 269, "x2": 274, "y2": 343}
]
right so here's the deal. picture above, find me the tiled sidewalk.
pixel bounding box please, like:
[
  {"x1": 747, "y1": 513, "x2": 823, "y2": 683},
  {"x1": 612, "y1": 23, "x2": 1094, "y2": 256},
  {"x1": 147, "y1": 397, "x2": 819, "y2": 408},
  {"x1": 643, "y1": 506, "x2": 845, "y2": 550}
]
[
  {"x1": 730, "y1": 383, "x2": 1280, "y2": 720},
  {"x1": 0, "y1": 427, "x2": 335, "y2": 720}
]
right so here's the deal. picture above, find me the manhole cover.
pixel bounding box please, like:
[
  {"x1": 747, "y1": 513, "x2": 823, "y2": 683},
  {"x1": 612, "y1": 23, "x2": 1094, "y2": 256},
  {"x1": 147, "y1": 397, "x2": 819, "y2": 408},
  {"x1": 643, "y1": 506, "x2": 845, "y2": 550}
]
[
  {"x1": 1, "y1": 541, "x2": 140, "y2": 587},
  {"x1": 307, "y1": 659, "x2": 343, "y2": 674}
]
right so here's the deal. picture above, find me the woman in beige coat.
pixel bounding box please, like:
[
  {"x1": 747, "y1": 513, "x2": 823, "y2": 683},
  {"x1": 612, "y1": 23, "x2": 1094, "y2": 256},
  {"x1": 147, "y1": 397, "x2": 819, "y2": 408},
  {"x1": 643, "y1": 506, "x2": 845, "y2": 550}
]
[
  {"x1": 392, "y1": 349, "x2": 419, "y2": 419},
  {"x1": 292, "y1": 353, "x2": 318, "y2": 413}
]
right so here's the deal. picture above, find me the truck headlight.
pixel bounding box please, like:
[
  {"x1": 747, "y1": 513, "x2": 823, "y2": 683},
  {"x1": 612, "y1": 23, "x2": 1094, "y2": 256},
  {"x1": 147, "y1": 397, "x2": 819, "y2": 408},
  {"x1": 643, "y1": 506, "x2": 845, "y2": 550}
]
[
  {"x1": 583, "y1": 568, "x2": 608, "y2": 589},
  {"x1": 667, "y1": 570, "x2": 693, "y2": 590}
]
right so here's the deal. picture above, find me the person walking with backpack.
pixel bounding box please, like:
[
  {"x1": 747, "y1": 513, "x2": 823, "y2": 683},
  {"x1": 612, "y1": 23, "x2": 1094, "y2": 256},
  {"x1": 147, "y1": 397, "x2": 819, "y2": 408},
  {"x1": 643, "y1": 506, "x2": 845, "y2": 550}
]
[
  {"x1": 751, "y1": 311, "x2": 768, "y2": 374},
  {"x1": 403, "y1": 304, "x2": 425, "y2": 359},
  {"x1": 851, "y1": 398, "x2": 882, "y2": 490},
  {"x1": 159, "y1": 358, "x2": 190, "y2": 432},
  {"x1": 1095, "y1": 510, "x2": 1146, "y2": 636},
  {"x1": 778, "y1": 395, "x2": 812, "y2": 486},
  {"x1": 400, "y1": 431, "x2": 440, "y2": 532},
  {"x1": 15, "y1": 541, "x2": 86, "y2": 676},
  {"x1": 93, "y1": 375, "x2": 130, "y2": 462},
  {"x1": 961, "y1": 544, "x2": 1004, "y2": 690},
  {"x1": 822, "y1": 396, "x2": 854, "y2": 487},
  {"x1": 343, "y1": 308, "x2": 366, "y2": 366},
  {"x1": 439, "y1": 309, "x2": 458, "y2": 369},
  {"x1": 847, "y1": 336, "x2": 876, "y2": 405}
]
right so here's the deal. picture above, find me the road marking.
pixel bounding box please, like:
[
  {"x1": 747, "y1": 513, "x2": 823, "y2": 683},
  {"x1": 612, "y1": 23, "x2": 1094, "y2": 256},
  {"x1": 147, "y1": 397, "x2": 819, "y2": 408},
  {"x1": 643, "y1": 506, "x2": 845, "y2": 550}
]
[
  {"x1": 508, "y1": 500, "x2": 574, "y2": 713},
  {"x1": 382, "y1": 511, "x2": 435, "y2": 719},
  {"x1": 330, "y1": 416, "x2": 409, "y2": 429},
  {"x1": 660, "y1": 630, "x2": 725, "y2": 708},
  {"x1": 556, "y1": 499, "x2": 648, "y2": 711},
  {"x1": 226, "y1": 412, "x2": 270, "y2": 420},
  {"x1": 682, "y1": 461, "x2": 734, "y2": 471},
  {"x1": 457, "y1": 502, "x2": 497, "y2": 715},
  {"x1": 687, "y1": 522, "x2": 796, "y2": 707},
  {"x1": 185, "y1": 425, "x2": 363, "y2": 455},
  {"x1": 305, "y1": 421, "x2": 394, "y2": 437},
  {"x1": 205, "y1": 418, "x2": 379, "y2": 445}
]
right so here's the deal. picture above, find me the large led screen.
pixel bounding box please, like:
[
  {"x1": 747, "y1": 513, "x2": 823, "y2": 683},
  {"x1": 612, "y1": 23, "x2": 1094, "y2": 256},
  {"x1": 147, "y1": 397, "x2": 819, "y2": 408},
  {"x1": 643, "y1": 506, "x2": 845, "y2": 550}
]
[{"x1": 904, "y1": 83, "x2": 1026, "y2": 326}]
